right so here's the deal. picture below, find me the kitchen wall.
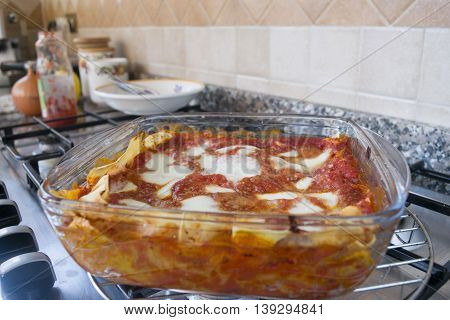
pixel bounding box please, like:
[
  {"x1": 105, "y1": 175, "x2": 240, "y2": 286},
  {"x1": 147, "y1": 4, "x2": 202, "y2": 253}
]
[{"x1": 42, "y1": 0, "x2": 450, "y2": 127}]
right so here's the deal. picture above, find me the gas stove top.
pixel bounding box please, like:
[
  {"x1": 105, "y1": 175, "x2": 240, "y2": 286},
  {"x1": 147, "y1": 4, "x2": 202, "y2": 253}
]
[{"x1": 0, "y1": 104, "x2": 448, "y2": 300}]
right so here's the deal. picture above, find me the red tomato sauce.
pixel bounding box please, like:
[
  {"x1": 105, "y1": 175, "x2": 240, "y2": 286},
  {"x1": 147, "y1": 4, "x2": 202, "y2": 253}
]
[{"x1": 105, "y1": 131, "x2": 381, "y2": 215}]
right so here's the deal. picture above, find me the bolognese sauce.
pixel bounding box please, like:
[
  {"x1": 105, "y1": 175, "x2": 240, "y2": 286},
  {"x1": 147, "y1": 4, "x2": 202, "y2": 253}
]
[{"x1": 92, "y1": 129, "x2": 379, "y2": 216}]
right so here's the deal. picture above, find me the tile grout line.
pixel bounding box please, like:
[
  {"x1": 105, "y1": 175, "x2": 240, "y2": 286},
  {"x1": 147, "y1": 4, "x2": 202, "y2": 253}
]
[
  {"x1": 258, "y1": 0, "x2": 274, "y2": 25},
  {"x1": 313, "y1": 0, "x2": 336, "y2": 25},
  {"x1": 238, "y1": 0, "x2": 257, "y2": 25},
  {"x1": 415, "y1": 28, "x2": 427, "y2": 105},
  {"x1": 355, "y1": 26, "x2": 364, "y2": 112},
  {"x1": 295, "y1": 0, "x2": 315, "y2": 24},
  {"x1": 294, "y1": 0, "x2": 313, "y2": 25},
  {"x1": 210, "y1": 0, "x2": 229, "y2": 25},
  {"x1": 195, "y1": 0, "x2": 216, "y2": 25},
  {"x1": 240, "y1": 0, "x2": 271, "y2": 25},
  {"x1": 147, "y1": 0, "x2": 164, "y2": 24},
  {"x1": 195, "y1": 0, "x2": 214, "y2": 26},
  {"x1": 391, "y1": 0, "x2": 418, "y2": 26},
  {"x1": 367, "y1": 0, "x2": 390, "y2": 26},
  {"x1": 135, "y1": 0, "x2": 152, "y2": 26}
]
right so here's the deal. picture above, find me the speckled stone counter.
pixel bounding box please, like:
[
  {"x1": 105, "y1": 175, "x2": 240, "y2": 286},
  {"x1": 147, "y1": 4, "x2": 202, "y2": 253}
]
[{"x1": 199, "y1": 85, "x2": 449, "y2": 194}]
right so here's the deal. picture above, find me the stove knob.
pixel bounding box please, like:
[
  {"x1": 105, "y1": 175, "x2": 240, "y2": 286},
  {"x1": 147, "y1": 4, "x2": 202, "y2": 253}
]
[
  {"x1": 0, "y1": 226, "x2": 38, "y2": 264},
  {"x1": 0, "y1": 252, "x2": 56, "y2": 299},
  {"x1": 0, "y1": 200, "x2": 21, "y2": 228},
  {"x1": 0, "y1": 181, "x2": 8, "y2": 199}
]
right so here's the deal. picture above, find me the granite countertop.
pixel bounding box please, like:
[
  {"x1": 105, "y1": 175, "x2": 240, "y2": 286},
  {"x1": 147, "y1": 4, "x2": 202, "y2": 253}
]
[{"x1": 200, "y1": 85, "x2": 449, "y2": 194}]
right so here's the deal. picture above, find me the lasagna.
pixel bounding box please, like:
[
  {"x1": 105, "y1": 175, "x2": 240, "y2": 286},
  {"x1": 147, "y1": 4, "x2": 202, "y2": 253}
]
[{"x1": 54, "y1": 127, "x2": 387, "y2": 298}]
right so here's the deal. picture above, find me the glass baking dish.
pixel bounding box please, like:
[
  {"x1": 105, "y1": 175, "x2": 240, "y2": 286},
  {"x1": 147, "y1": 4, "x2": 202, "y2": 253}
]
[{"x1": 38, "y1": 113, "x2": 410, "y2": 299}]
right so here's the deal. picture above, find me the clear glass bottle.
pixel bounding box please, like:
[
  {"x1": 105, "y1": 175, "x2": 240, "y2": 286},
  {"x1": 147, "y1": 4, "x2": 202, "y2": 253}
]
[{"x1": 35, "y1": 32, "x2": 77, "y2": 127}]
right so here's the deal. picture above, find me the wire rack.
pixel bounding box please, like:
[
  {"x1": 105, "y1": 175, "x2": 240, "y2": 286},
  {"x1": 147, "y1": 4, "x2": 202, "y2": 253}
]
[{"x1": 0, "y1": 104, "x2": 448, "y2": 300}]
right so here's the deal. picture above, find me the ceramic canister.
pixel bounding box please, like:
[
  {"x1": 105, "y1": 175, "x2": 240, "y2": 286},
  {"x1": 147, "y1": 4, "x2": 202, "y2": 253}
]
[
  {"x1": 78, "y1": 47, "x2": 115, "y2": 98},
  {"x1": 87, "y1": 57, "x2": 129, "y2": 104},
  {"x1": 74, "y1": 37, "x2": 110, "y2": 49}
]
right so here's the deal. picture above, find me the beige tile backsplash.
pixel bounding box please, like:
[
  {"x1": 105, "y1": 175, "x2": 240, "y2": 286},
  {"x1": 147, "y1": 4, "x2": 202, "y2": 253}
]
[
  {"x1": 269, "y1": 28, "x2": 309, "y2": 83},
  {"x1": 308, "y1": 28, "x2": 360, "y2": 90},
  {"x1": 209, "y1": 28, "x2": 236, "y2": 73},
  {"x1": 40, "y1": 0, "x2": 450, "y2": 127},
  {"x1": 419, "y1": 29, "x2": 450, "y2": 106},
  {"x1": 236, "y1": 27, "x2": 270, "y2": 77},
  {"x1": 43, "y1": 0, "x2": 450, "y2": 28},
  {"x1": 359, "y1": 28, "x2": 424, "y2": 100}
]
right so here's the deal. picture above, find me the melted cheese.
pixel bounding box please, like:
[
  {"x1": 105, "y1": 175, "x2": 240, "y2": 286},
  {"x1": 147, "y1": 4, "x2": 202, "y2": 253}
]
[
  {"x1": 199, "y1": 154, "x2": 216, "y2": 172},
  {"x1": 307, "y1": 192, "x2": 339, "y2": 208},
  {"x1": 256, "y1": 192, "x2": 298, "y2": 200},
  {"x1": 187, "y1": 146, "x2": 206, "y2": 157},
  {"x1": 113, "y1": 181, "x2": 137, "y2": 193},
  {"x1": 200, "y1": 153, "x2": 261, "y2": 184},
  {"x1": 270, "y1": 149, "x2": 332, "y2": 173},
  {"x1": 145, "y1": 153, "x2": 171, "y2": 170},
  {"x1": 141, "y1": 164, "x2": 193, "y2": 185},
  {"x1": 277, "y1": 150, "x2": 299, "y2": 157},
  {"x1": 289, "y1": 198, "x2": 323, "y2": 215},
  {"x1": 156, "y1": 178, "x2": 183, "y2": 199},
  {"x1": 295, "y1": 177, "x2": 313, "y2": 191},
  {"x1": 301, "y1": 148, "x2": 332, "y2": 171},
  {"x1": 80, "y1": 175, "x2": 109, "y2": 204},
  {"x1": 118, "y1": 198, "x2": 151, "y2": 208},
  {"x1": 205, "y1": 185, "x2": 235, "y2": 193},
  {"x1": 270, "y1": 156, "x2": 306, "y2": 172},
  {"x1": 181, "y1": 195, "x2": 219, "y2": 213},
  {"x1": 215, "y1": 145, "x2": 260, "y2": 155}
]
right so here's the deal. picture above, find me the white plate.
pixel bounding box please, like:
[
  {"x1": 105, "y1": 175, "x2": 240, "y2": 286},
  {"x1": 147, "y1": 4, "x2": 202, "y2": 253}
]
[{"x1": 94, "y1": 79, "x2": 205, "y2": 115}]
